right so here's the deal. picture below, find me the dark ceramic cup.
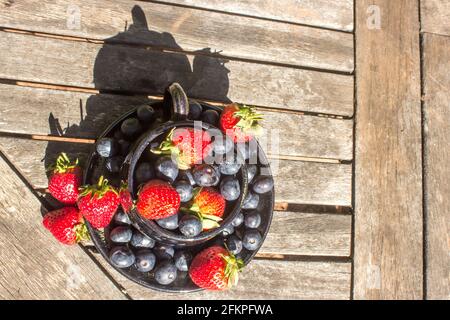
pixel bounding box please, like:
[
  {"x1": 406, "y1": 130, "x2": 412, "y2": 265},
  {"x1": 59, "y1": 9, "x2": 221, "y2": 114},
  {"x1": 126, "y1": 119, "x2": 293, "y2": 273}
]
[{"x1": 122, "y1": 83, "x2": 248, "y2": 247}]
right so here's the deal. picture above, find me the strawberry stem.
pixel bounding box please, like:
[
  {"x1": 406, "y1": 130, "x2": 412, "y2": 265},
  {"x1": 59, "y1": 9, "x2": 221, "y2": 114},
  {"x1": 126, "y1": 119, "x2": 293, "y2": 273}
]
[
  {"x1": 47, "y1": 152, "x2": 79, "y2": 174},
  {"x1": 220, "y1": 252, "x2": 244, "y2": 288},
  {"x1": 79, "y1": 175, "x2": 118, "y2": 200}
]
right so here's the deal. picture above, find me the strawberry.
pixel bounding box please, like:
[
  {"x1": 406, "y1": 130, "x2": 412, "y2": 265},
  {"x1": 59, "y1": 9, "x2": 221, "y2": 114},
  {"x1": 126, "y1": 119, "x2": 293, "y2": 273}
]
[
  {"x1": 48, "y1": 153, "x2": 82, "y2": 204},
  {"x1": 152, "y1": 127, "x2": 212, "y2": 169},
  {"x1": 189, "y1": 246, "x2": 244, "y2": 290},
  {"x1": 119, "y1": 181, "x2": 133, "y2": 213},
  {"x1": 219, "y1": 103, "x2": 263, "y2": 143},
  {"x1": 78, "y1": 176, "x2": 120, "y2": 229},
  {"x1": 43, "y1": 207, "x2": 89, "y2": 245},
  {"x1": 184, "y1": 187, "x2": 226, "y2": 230},
  {"x1": 136, "y1": 179, "x2": 180, "y2": 220}
]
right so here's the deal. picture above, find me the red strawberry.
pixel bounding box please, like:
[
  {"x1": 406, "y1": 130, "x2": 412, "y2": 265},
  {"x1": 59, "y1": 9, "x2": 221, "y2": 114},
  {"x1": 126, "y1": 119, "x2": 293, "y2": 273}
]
[
  {"x1": 219, "y1": 104, "x2": 263, "y2": 143},
  {"x1": 48, "y1": 153, "x2": 82, "y2": 204},
  {"x1": 78, "y1": 176, "x2": 120, "y2": 229},
  {"x1": 43, "y1": 207, "x2": 89, "y2": 245},
  {"x1": 185, "y1": 187, "x2": 226, "y2": 230},
  {"x1": 136, "y1": 179, "x2": 180, "y2": 220},
  {"x1": 152, "y1": 127, "x2": 212, "y2": 169},
  {"x1": 189, "y1": 246, "x2": 244, "y2": 290},
  {"x1": 119, "y1": 181, "x2": 133, "y2": 213}
]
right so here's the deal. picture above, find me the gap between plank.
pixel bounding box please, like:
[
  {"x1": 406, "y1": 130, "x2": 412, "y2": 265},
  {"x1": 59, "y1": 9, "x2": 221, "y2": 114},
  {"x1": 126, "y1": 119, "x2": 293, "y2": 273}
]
[
  {"x1": 418, "y1": 0, "x2": 428, "y2": 299},
  {"x1": 0, "y1": 27, "x2": 354, "y2": 77},
  {"x1": 350, "y1": 0, "x2": 357, "y2": 301},
  {"x1": 137, "y1": 0, "x2": 354, "y2": 34}
]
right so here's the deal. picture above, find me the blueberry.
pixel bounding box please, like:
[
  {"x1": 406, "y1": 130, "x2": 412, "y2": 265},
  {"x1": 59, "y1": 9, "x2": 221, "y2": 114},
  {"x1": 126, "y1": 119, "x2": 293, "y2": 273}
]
[
  {"x1": 154, "y1": 244, "x2": 175, "y2": 260},
  {"x1": 134, "y1": 250, "x2": 156, "y2": 272},
  {"x1": 118, "y1": 139, "x2": 131, "y2": 156},
  {"x1": 179, "y1": 170, "x2": 196, "y2": 186},
  {"x1": 252, "y1": 175, "x2": 274, "y2": 194},
  {"x1": 96, "y1": 138, "x2": 119, "y2": 158},
  {"x1": 244, "y1": 211, "x2": 261, "y2": 229},
  {"x1": 121, "y1": 117, "x2": 142, "y2": 138},
  {"x1": 201, "y1": 109, "x2": 219, "y2": 125},
  {"x1": 105, "y1": 156, "x2": 124, "y2": 173},
  {"x1": 130, "y1": 231, "x2": 155, "y2": 248},
  {"x1": 174, "y1": 251, "x2": 192, "y2": 272},
  {"x1": 231, "y1": 212, "x2": 244, "y2": 227},
  {"x1": 155, "y1": 156, "x2": 179, "y2": 183},
  {"x1": 192, "y1": 164, "x2": 220, "y2": 187},
  {"x1": 174, "y1": 180, "x2": 193, "y2": 202},
  {"x1": 188, "y1": 101, "x2": 203, "y2": 120},
  {"x1": 135, "y1": 162, "x2": 154, "y2": 184},
  {"x1": 156, "y1": 214, "x2": 179, "y2": 230},
  {"x1": 219, "y1": 154, "x2": 242, "y2": 175},
  {"x1": 246, "y1": 164, "x2": 258, "y2": 183},
  {"x1": 137, "y1": 104, "x2": 155, "y2": 123},
  {"x1": 113, "y1": 209, "x2": 131, "y2": 225},
  {"x1": 222, "y1": 224, "x2": 235, "y2": 237},
  {"x1": 242, "y1": 191, "x2": 259, "y2": 209},
  {"x1": 220, "y1": 177, "x2": 240, "y2": 201},
  {"x1": 110, "y1": 226, "x2": 132, "y2": 243},
  {"x1": 242, "y1": 230, "x2": 262, "y2": 251},
  {"x1": 109, "y1": 246, "x2": 135, "y2": 268},
  {"x1": 226, "y1": 235, "x2": 243, "y2": 255},
  {"x1": 212, "y1": 135, "x2": 233, "y2": 155},
  {"x1": 179, "y1": 215, "x2": 202, "y2": 237},
  {"x1": 154, "y1": 261, "x2": 178, "y2": 285}
]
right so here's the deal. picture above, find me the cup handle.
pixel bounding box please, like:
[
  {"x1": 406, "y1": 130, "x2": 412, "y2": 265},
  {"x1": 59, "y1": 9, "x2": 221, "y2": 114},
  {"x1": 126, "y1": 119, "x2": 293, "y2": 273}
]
[{"x1": 163, "y1": 82, "x2": 189, "y2": 121}]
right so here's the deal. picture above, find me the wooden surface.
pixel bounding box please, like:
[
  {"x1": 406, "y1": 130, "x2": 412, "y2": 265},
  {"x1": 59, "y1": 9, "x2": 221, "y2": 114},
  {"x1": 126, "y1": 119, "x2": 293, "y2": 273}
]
[
  {"x1": 0, "y1": 0, "x2": 354, "y2": 72},
  {"x1": 354, "y1": 0, "x2": 423, "y2": 299},
  {"x1": 0, "y1": 32, "x2": 354, "y2": 116},
  {"x1": 421, "y1": 0, "x2": 450, "y2": 36},
  {"x1": 159, "y1": 0, "x2": 354, "y2": 31},
  {"x1": 0, "y1": 154, "x2": 126, "y2": 299},
  {"x1": 91, "y1": 253, "x2": 351, "y2": 299},
  {"x1": 422, "y1": 33, "x2": 450, "y2": 300},
  {"x1": 0, "y1": 138, "x2": 352, "y2": 207},
  {"x1": 262, "y1": 211, "x2": 351, "y2": 257},
  {"x1": 0, "y1": 85, "x2": 354, "y2": 160}
]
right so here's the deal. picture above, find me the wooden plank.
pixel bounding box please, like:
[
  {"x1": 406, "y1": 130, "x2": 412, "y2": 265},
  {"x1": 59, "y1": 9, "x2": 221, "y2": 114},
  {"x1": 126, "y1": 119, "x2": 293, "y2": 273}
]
[
  {"x1": 354, "y1": 0, "x2": 423, "y2": 299},
  {"x1": 92, "y1": 253, "x2": 351, "y2": 299},
  {"x1": 422, "y1": 33, "x2": 450, "y2": 300},
  {"x1": 0, "y1": 138, "x2": 352, "y2": 207},
  {"x1": 262, "y1": 211, "x2": 351, "y2": 257},
  {"x1": 0, "y1": 154, "x2": 126, "y2": 299},
  {"x1": 421, "y1": 0, "x2": 450, "y2": 36},
  {"x1": 0, "y1": 0, "x2": 354, "y2": 72},
  {"x1": 0, "y1": 32, "x2": 354, "y2": 117},
  {"x1": 158, "y1": 0, "x2": 354, "y2": 31},
  {"x1": 0, "y1": 85, "x2": 353, "y2": 160}
]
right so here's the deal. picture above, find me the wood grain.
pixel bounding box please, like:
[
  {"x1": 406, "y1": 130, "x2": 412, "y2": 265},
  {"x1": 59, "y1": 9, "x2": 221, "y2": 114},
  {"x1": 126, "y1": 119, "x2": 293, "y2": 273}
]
[
  {"x1": 354, "y1": 0, "x2": 423, "y2": 299},
  {"x1": 0, "y1": 138, "x2": 352, "y2": 207},
  {"x1": 0, "y1": 85, "x2": 353, "y2": 160},
  {"x1": 159, "y1": 0, "x2": 354, "y2": 31},
  {"x1": 0, "y1": 0, "x2": 354, "y2": 72},
  {"x1": 91, "y1": 252, "x2": 351, "y2": 299},
  {"x1": 420, "y1": 0, "x2": 450, "y2": 36},
  {"x1": 262, "y1": 211, "x2": 351, "y2": 257},
  {"x1": 0, "y1": 154, "x2": 125, "y2": 299},
  {"x1": 0, "y1": 32, "x2": 354, "y2": 116},
  {"x1": 422, "y1": 33, "x2": 450, "y2": 300}
]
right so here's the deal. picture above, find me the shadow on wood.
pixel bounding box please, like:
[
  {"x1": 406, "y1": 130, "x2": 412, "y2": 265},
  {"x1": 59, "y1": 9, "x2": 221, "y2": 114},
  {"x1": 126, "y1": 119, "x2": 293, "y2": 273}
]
[{"x1": 43, "y1": 4, "x2": 231, "y2": 209}]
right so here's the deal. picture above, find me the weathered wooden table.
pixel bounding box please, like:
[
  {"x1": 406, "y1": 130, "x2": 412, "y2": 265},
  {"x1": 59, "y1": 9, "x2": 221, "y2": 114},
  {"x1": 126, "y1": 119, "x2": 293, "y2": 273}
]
[{"x1": 0, "y1": 0, "x2": 448, "y2": 300}]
